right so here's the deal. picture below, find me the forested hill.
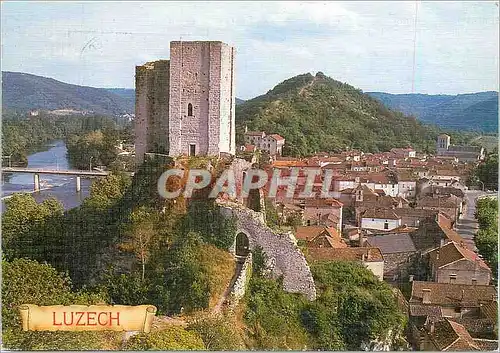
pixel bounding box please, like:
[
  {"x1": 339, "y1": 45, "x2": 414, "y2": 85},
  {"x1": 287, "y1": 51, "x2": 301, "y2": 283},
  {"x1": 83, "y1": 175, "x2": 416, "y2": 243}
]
[
  {"x1": 2, "y1": 71, "x2": 134, "y2": 115},
  {"x1": 367, "y1": 91, "x2": 498, "y2": 133},
  {"x1": 235, "y1": 72, "x2": 446, "y2": 156}
]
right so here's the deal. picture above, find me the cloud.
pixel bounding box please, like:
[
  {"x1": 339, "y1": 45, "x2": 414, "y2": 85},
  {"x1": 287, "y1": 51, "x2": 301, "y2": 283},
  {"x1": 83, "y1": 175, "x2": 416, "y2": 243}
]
[{"x1": 1, "y1": 1, "x2": 498, "y2": 98}]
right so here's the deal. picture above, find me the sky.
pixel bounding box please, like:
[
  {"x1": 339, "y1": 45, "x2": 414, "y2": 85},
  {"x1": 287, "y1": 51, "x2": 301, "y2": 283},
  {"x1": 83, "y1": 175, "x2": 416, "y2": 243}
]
[{"x1": 2, "y1": 1, "x2": 499, "y2": 99}]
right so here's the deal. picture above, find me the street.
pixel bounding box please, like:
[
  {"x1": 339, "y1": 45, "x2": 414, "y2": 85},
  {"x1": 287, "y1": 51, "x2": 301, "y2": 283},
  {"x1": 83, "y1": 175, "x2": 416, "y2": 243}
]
[{"x1": 455, "y1": 190, "x2": 498, "y2": 251}]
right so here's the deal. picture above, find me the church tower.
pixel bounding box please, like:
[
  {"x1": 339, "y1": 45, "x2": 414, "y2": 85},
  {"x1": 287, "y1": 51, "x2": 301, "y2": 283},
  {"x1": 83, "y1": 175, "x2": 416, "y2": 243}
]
[{"x1": 436, "y1": 134, "x2": 450, "y2": 156}]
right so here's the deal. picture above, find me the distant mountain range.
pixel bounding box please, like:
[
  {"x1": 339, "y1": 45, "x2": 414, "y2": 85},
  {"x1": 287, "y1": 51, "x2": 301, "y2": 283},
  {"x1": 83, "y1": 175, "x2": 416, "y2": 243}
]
[
  {"x1": 367, "y1": 91, "x2": 498, "y2": 133},
  {"x1": 2, "y1": 71, "x2": 245, "y2": 116},
  {"x1": 2, "y1": 71, "x2": 496, "y2": 134},
  {"x1": 2, "y1": 72, "x2": 134, "y2": 115}
]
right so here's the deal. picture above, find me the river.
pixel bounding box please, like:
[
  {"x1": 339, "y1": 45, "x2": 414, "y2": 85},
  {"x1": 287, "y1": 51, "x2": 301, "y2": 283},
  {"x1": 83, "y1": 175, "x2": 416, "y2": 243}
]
[{"x1": 2, "y1": 141, "x2": 93, "y2": 212}]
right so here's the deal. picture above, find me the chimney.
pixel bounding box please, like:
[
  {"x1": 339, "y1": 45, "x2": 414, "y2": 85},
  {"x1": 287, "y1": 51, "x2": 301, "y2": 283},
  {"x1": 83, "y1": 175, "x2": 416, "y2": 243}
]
[
  {"x1": 422, "y1": 289, "x2": 431, "y2": 304},
  {"x1": 409, "y1": 274, "x2": 414, "y2": 282},
  {"x1": 436, "y1": 250, "x2": 440, "y2": 260},
  {"x1": 440, "y1": 238, "x2": 446, "y2": 247},
  {"x1": 430, "y1": 321, "x2": 435, "y2": 334},
  {"x1": 244, "y1": 125, "x2": 248, "y2": 133}
]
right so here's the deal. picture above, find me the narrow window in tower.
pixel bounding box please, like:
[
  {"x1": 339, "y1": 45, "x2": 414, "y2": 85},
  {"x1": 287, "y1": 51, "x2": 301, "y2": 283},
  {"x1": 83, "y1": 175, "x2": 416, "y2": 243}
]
[{"x1": 188, "y1": 103, "x2": 193, "y2": 117}]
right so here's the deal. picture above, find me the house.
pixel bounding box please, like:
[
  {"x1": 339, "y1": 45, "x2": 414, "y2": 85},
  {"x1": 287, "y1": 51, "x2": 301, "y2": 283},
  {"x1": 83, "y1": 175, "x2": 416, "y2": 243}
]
[
  {"x1": 364, "y1": 232, "x2": 418, "y2": 281},
  {"x1": 303, "y1": 198, "x2": 343, "y2": 231},
  {"x1": 294, "y1": 226, "x2": 347, "y2": 248},
  {"x1": 243, "y1": 130, "x2": 285, "y2": 156},
  {"x1": 390, "y1": 147, "x2": 416, "y2": 159},
  {"x1": 393, "y1": 208, "x2": 440, "y2": 227},
  {"x1": 360, "y1": 208, "x2": 402, "y2": 231},
  {"x1": 428, "y1": 242, "x2": 491, "y2": 285},
  {"x1": 409, "y1": 281, "x2": 497, "y2": 319},
  {"x1": 410, "y1": 217, "x2": 469, "y2": 253},
  {"x1": 422, "y1": 319, "x2": 482, "y2": 351},
  {"x1": 306, "y1": 247, "x2": 384, "y2": 280},
  {"x1": 415, "y1": 195, "x2": 464, "y2": 223}
]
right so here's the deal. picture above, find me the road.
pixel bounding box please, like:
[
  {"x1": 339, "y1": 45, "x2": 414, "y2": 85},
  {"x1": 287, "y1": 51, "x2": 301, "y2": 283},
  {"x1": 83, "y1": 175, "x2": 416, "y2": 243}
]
[{"x1": 455, "y1": 190, "x2": 497, "y2": 251}]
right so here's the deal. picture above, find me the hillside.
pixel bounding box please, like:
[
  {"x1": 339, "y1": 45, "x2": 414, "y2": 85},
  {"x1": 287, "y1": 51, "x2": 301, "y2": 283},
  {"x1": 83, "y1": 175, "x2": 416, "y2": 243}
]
[
  {"x1": 367, "y1": 91, "x2": 498, "y2": 133},
  {"x1": 235, "y1": 72, "x2": 445, "y2": 156},
  {"x1": 2, "y1": 72, "x2": 134, "y2": 115}
]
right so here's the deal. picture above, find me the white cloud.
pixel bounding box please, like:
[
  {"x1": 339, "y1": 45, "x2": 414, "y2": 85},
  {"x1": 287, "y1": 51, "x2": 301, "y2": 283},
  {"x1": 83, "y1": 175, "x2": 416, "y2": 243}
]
[{"x1": 1, "y1": 1, "x2": 498, "y2": 98}]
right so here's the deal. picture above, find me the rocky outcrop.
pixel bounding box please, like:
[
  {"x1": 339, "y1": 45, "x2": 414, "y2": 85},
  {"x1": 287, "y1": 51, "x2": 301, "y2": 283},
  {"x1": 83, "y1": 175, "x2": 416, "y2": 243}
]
[{"x1": 218, "y1": 200, "x2": 316, "y2": 300}]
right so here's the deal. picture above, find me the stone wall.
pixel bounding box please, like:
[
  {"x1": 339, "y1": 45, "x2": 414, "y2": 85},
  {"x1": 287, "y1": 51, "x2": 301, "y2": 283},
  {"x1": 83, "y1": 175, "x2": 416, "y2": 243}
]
[
  {"x1": 168, "y1": 41, "x2": 234, "y2": 157},
  {"x1": 218, "y1": 200, "x2": 317, "y2": 300},
  {"x1": 229, "y1": 253, "x2": 253, "y2": 306},
  {"x1": 135, "y1": 60, "x2": 170, "y2": 163}
]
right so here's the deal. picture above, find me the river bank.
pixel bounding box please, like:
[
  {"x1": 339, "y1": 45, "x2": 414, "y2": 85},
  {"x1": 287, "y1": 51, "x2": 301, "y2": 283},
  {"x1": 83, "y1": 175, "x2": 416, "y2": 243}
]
[{"x1": 2, "y1": 141, "x2": 93, "y2": 212}]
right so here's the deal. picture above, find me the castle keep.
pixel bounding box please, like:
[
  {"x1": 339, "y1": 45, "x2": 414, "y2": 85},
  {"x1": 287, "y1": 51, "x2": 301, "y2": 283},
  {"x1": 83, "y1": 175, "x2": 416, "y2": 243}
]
[{"x1": 135, "y1": 41, "x2": 236, "y2": 163}]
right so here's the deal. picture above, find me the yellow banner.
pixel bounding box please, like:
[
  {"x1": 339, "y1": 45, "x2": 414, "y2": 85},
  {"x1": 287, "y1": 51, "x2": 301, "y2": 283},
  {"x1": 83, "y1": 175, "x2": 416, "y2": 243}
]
[{"x1": 19, "y1": 304, "x2": 157, "y2": 333}]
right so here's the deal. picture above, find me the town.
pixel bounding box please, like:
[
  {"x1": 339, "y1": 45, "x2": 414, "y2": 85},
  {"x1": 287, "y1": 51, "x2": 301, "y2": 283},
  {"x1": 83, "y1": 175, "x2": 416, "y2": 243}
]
[{"x1": 132, "y1": 40, "x2": 498, "y2": 351}]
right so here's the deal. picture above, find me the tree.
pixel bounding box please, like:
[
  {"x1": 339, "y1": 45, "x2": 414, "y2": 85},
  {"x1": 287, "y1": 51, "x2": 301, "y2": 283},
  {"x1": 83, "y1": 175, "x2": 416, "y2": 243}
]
[
  {"x1": 2, "y1": 258, "x2": 111, "y2": 350},
  {"x1": 304, "y1": 261, "x2": 407, "y2": 350},
  {"x1": 2, "y1": 194, "x2": 63, "y2": 259},
  {"x1": 123, "y1": 206, "x2": 157, "y2": 281}
]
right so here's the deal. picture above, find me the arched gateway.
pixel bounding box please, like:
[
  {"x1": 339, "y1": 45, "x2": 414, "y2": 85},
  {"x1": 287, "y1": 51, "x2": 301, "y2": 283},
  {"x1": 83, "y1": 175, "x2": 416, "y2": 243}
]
[{"x1": 220, "y1": 202, "x2": 316, "y2": 301}]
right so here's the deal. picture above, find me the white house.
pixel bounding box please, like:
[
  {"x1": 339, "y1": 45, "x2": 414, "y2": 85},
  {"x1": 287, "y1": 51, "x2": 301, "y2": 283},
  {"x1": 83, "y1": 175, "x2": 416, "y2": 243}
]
[{"x1": 361, "y1": 208, "x2": 402, "y2": 231}]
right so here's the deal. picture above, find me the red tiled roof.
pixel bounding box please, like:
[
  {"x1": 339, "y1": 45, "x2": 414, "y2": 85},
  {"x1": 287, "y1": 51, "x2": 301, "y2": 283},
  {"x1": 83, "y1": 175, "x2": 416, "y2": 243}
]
[
  {"x1": 268, "y1": 134, "x2": 285, "y2": 141},
  {"x1": 429, "y1": 242, "x2": 491, "y2": 271}
]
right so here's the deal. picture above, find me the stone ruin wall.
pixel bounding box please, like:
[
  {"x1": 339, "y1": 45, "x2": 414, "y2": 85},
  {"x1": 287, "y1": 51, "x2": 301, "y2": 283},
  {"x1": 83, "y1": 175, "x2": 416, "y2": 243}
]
[
  {"x1": 135, "y1": 60, "x2": 170, "y2": 163},
  {"x1": 229, "y1": 253, "x2": 253, "y2": 307},
  {"x1": 219, "y1": 200, "x2": 317, "y2": 301}
]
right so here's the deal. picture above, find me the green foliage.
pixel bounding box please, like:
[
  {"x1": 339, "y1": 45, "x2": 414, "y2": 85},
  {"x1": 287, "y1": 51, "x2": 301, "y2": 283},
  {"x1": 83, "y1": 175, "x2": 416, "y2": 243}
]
[
  {"x1": 474, "y1": 197, "x2": 498, "y2": 279},
  {"x1": 187, "y1": 313, "x2": 244, "y2": 350},
  {"x1": 3, "y1": 330, "x2": 122, "y2": 351},
  {"x1": 286, "y1": 213, "x2": 303, "y2": 229},
  {"x1": 236, "y1": 72, "x2": 458, "y2": 156},
  {"x1": 251, "y1": 246, "x2": 267, "y2": 276},
  {"x1": 2, "y1": 258, "x2": 111, "y2": 350},
  {"x1": 305, "y1": 261, "x2": 406, "y2": 350},
  {"x1": 473, "y1": 152, "x2": 498, "y2": 191},
  {"x1": 264, "y1": 198, "x2": 280, "y2": 229},
  {"x1": 66, "y1": 127, "x2": 120, "y2": 169},
  {"x1": 244, "y1": 276, "x2": 311, "y2": 350},
  {"x1": 2, "y1": 194, "x2": 64, "y2": 260},
  {"x1": 182, "y1": 199, "x2": 237, "y2": 249},
  {"x1": 124, "y1": 326, "x2": 205, "y2": 350}
]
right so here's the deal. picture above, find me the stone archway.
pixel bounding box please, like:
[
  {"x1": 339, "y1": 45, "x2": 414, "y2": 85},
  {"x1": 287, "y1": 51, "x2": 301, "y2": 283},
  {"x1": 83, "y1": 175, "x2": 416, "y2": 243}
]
[{"x1": 235, "y1": 232, "x2": 250, "y2": 257}]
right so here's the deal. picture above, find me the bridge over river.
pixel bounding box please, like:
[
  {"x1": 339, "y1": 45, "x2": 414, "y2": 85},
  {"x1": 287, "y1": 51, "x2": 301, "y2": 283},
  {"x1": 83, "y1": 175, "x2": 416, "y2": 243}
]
[{"x1": 2, "y1": 167, "x2": 109, "y2": 192}]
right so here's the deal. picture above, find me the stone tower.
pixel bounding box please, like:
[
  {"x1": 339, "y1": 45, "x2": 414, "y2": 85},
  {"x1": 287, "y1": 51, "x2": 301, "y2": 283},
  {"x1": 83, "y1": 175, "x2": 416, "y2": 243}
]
[
  {"x1": 135, "y1": 41, "x2": 236, "y2": 164},
  {"x1": 436, "y1": 134, "x2": 450, "y2": 156}
]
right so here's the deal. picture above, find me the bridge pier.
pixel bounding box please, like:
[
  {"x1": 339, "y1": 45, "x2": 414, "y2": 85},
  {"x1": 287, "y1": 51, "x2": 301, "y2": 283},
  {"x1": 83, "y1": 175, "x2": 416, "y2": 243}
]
[
  {"x1": 76, "y1": 176, "x2": 81, "y2": 193},
  {"x1": 34, "y1": 173, "x2": 40, "y2": 192}
]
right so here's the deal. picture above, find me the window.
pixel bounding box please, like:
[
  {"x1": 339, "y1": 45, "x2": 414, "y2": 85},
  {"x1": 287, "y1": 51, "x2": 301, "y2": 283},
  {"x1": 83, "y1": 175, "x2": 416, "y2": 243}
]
[
  {"x1": 384, "y1": 222, "x2": 389, "y2": 230},
  {"x1": 188, "y1": 103, "x2": 193, "y2": 117},
  {"x1": 450, "y1": 274, "x2": 457, "y2": 284},
  {"x1": 189, "y1": 144, "x2": 196, "y2": 156},
  {"x1": 472, "y1": 278, "x2": 477, "y2": 285}
]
